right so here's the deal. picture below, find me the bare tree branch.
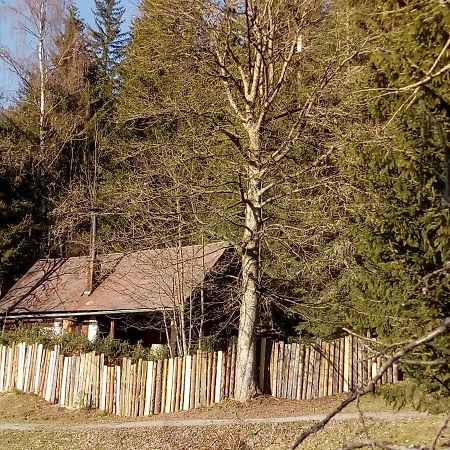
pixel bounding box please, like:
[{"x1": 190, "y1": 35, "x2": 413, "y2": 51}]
[
  {"x1": 430, "y1": 413, "x2": 450, "y2": 450},
  {"x1": 339, "y1": 440, "x2": 424, "y2": 450},
  {"x1": 289, "y1": 317, "x2": 450, "y2": 450}
]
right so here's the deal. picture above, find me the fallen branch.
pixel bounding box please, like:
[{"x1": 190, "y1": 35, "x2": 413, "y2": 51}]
[
  {"x1": 430, "y1": 413, "x2": 450, "y2": 450},
  {"x1": 289, "y1": 317, "x2": 450, "y2": 450},
  {"x1": 339, "y1": 440, "x2": 425, "y2": 450}
]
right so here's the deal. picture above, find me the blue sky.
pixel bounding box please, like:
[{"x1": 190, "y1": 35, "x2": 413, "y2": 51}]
[{"x1": 0, "y1": 0, "x2": 137, "y2": 106}]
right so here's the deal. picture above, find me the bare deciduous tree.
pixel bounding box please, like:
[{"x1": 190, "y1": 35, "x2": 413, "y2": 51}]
[
  {"x1": 125, "y1": 0, "x2": 368, "y2": 401},
  {"x1": 151, "y1": 0, "x2": 365, "y2": 401}
]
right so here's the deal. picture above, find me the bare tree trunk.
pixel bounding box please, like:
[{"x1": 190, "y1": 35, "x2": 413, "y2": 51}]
[
  {"x1": 37, "y1": 0, "x2": 48, "y2": 254},
  {"x1": 38, "y1": 0, "x2": 46, "y2": 157},
  {"x1": 176, "y1": 197, "x2": 188, "y2": 356},
  {"x1": 198, "y1": 233, "x2": 205, "y2": 350},
  {"x1": 235, "y1": 124, "x2": 262, "y2": 401},
  {"x1": 144, "y1": 0, "x2": 355, "y2": 402},
  {"x1": 162, "y1": 308, "x2": 174, "y2": 358}
]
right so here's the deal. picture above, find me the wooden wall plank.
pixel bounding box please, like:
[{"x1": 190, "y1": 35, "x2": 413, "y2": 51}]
[
  {"x1": 351, "y1": 337, "x2": 358, "y2": 390},
  {"x1": 190, "y1": 353, "x2": 196, "y2": 409},
  {"x1": 144, "y1": 360, "x2": 153, "y2": 416},
  {"x1": 302, "y1": 345, "x2": 310, "y2": 400},
  {"x1": 210, "y1": 352, "x2": 217, "y2": 406},
  {"x1": 200, "y1": 352, "x2": 208, "y2": 407},
  {"x1": 343, "y1": 336, "x2": 350, "y2": 393},
  {"x1": 283, "y1": 344, "x2": 291, "y2": 399},
  {"x1": 0, "y1": 346, "x2": 6, "y2": 392},
  {"x1": 277, "y1": 342, "x2": 285, "y2": 398},
  {"x1": 23, "y1": 345, "x2": 32, "y2": 393},
  {"x1": 169, "y1": 357, "x2": 177, "y2": 413},
  {"x1": 326, "y1": 342, "x2": 333, "y2": 397},
  {"x1": 259, "y1": 338, "x2": 266, "y2": 392},
  {"x1": 183, "y1": 356, "x2": 191, "y2": 410},
  {"x1": 33, "y1": 344, "x2": 43, "y2": 394},
  {"x1": 348, "y1": 336, "x2": 353, "y2": 391},
  {"x1": 205, "y1": 353, "x2": 212, "y2": 406},
  {"x1": 223, "y1": 349, "x2": 229, "y2": 399},
  {"x1": 393, "y1": 363, "x2": 399, "y2": 383},
  {"x1": 115, "y1": 365, "x2": 121, "y2": 416},
  {"x1": 318, "y1": 343, "x2": 325, "y2": 398},
  {"x1": 99, "y1": 358, "x2": 106, "y2": 411},
  {"x1": 53, "y1": 354, "x2": 63, "y2": 404},
  {"x1": 229, "y1": 346, "x2": 236, "y2": 398},
  {"x1": 312, "y1": 344, "x2": 321, "y2": 398},
  {"x1": 296, "y1": 345, "x2": 304, "y2": 400},
  {"x1": 151, "y1": 360, "x2": 157, "y2": 415},
  {"x1": 139, "y1": 359, "x2": 147, "y2": 416},
  {"x1": 16, "y1": 343, "x2": 25, "y2": 391},
  {"x1": 269, "y1": 342, "x2": 276, "y2": 396},
  {"x1": 154, "y1": 360, "x2": 162, "y2": 415},
  {"x1": 177, "y1": 356, "x2": 184, "y2": 412},
  {"x1": 195, "y1": 351, "x2": 201, "y2": 408},
  {"x1": 215, "y1": 351, "x2": 222, "y2": 404}
]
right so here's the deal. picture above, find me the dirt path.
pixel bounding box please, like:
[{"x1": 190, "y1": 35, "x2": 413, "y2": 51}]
[{"x1": 0, "y1": 411, "x2": 429, "y2": 432}]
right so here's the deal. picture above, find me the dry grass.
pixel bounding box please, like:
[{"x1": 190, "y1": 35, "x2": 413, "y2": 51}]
[
  {"x1": 0, "y1": 389, "x2": 447, "y2": 449},
  {"x1": 0, "y1": 389, "x2": 395, "y2": 424},
  {"x1": 0, "y1": 417, "x2": 447, "y2": 450}
]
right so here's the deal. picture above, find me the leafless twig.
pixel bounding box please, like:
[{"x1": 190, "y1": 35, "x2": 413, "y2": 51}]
[
  {"x1": 289, "y1": 317, "x2": 450, "y2": 449},
  {"x1": 430, "y1": 413, "x2": 450, "y2": 450}
]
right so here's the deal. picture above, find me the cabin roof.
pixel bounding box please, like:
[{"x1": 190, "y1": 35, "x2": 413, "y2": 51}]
[{"x1": 0, "y1": 242, "x2": 231, "y2": 318}]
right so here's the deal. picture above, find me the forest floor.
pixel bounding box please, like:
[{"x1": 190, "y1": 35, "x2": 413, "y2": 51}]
[{"x1": 0, "y1": 390, "x2": 447, "y2": 449}]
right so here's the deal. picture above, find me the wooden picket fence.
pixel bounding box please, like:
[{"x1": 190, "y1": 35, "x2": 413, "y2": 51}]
[
  {"x1": 0, "y1": 336, "x2": 398, "y2": 416},
  {"x1": 257, "y1": 336, "x2": 399, "y2": 400},
  {"x1": 0, "y1": 342, "x2": 237, "y2": 416}
]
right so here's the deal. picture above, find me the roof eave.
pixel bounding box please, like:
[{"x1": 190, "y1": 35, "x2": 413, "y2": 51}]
[{"x1": 0, "y1": 307, "x2": 172, "y2": 319}]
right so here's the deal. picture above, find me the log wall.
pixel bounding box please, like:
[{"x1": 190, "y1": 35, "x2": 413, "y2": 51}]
[
  {"x1": 0, "y1": 336, "x2": 397, "y2": 415},
  {"x1": 257, "y1": 336, "x2": 398, "y2": 400},
  {"x1": 0, "y1": 343, "x2": 236, "y2": 416}
]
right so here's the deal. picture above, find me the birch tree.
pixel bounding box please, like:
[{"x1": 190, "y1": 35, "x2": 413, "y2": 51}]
[
  {"x1": 0, "y1": 0, "x2": 64, "y2": 254},
  {"x1": 0, "y1": 0, "x2": 63, "y2": 150}
]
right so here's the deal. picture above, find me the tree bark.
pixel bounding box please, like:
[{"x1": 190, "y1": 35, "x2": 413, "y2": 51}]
[
  {"x1": 37, "y1": 0, "x2": 49, "y2": 255},
  {"x1": 38, "y1": 1, "x2": 46, "y2": 158},
  {"x1": 234, "y1": 124, "x2": 262, "y2": 401}
]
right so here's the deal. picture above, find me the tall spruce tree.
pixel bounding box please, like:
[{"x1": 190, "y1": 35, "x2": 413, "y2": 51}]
[
  {"x1": 0, "y1": 3, "x2": 100, "y2": 285},
  {"x1": 90, "y1": 0, "x2": 127, "y2": 103},
  {"x1": 338, "y1": 0, "x2": 450, "y2": 411},
  {"x1": 45, "y1": 4, "x2": 102, "y2": 254}
]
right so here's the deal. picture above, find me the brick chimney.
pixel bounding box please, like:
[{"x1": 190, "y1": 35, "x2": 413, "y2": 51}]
[{"x1": 84, "y1": 208, "x2": 100, "y2": 295}]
